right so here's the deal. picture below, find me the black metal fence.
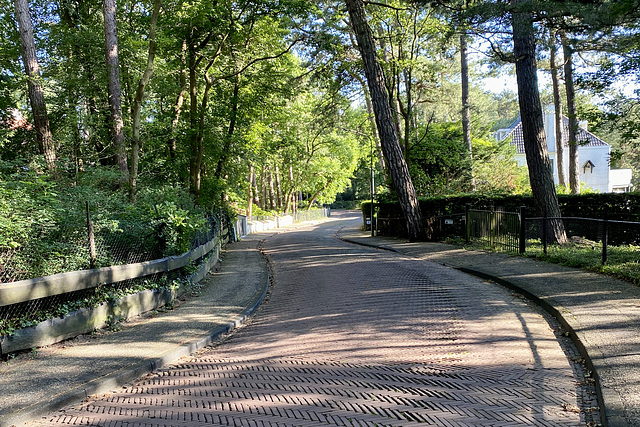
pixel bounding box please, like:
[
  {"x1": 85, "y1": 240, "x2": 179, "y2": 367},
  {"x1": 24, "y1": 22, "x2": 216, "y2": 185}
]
[
  {"x1": 525, "y1": 215, "x2": 640, "y2": 264},
  {"x1": 367, "y1": 205, "x2": 640, "y2": 266},
  {"x1": 466, "y1": 208, "x2": 521, "y2": 253}
]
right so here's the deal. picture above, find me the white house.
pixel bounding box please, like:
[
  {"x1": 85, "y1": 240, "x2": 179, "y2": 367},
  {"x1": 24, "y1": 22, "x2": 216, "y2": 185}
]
[{"x1": 495, "y1": 106, "x2": 633, "y2": 193}]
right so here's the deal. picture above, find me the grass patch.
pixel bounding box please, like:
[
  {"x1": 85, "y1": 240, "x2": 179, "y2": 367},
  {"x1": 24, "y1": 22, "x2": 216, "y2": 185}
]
[{"x1": 463, "y1": 238, "x2": 640, "y2": 285}]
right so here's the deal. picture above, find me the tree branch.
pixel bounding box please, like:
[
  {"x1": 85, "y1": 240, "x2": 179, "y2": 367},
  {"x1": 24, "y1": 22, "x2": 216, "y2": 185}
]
[
  {"x1": 363, "y1": 1, "x2": 409, "y2": 11},
  {"x1": 213, "y1": 38, "x2": 302, "y2": 82}
]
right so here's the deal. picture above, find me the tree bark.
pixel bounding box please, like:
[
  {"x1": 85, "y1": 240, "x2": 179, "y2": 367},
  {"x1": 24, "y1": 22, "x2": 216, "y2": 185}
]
[
  {"x1": 284, "y1": 164, "x2": 294, "y2": 214},
  {"x1": 14, "y1": 0, "x2": 56, "y2": 173},
  {"x1": 188, "y1": 44, "x2": 201, "y2": 195},
  {"x1": 247, "y1": 165, "x2": 254, "y2": 219},
  {"x1": 376, "y1": 25, "x2": 404, "y2": 154},
  {"x1": 268, "y1": 165, "x2": 276, "y2": 211},
  {"x1": 274, "y1": 164, "x2": 282, "y2": 209},
  {"x1": 103, "y1": 0, "x2": 128, "y2": 183},
  {"x1": 549, "y1": 34, "x2": 567, "y2": 190},
  {"x1": 561, "y1": 32, "x2": 580, "y2": 194},
  {"x1": 351, "y1": 70, "x2": 387, "y2": 175},
  {"x1": 168, "y1": 40, "x2": 188, "y2": 159},
  {"x1": 253, "y1": 166, "x2": 261, "y2": 207},
  {"x1": 345, "y1": 0, "x2": 423, "y2": 241},
  {"x1": 460, "y1": 33, "x2": 476, "y2": 192},
  {"x1": 511, "y1": 0, "x2": 566, "y2": 244},
  {"x1": 401, "y1": 65, "x2": 412, "y2": 167},
  {"x1": 129, "y1": 0, "x2": 161, "y2": 200},
  {"x1": 261, "y1": 165, "x2": 268, "y2": 210},
  {"x1": 215, "y1": 76, "x2": 240, "y2": 178}
]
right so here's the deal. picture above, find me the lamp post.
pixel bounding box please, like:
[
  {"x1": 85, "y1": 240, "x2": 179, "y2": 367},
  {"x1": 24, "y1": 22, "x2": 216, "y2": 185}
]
[{"x1": 338, "y1": 127, "x2": 376, "y2": 235}]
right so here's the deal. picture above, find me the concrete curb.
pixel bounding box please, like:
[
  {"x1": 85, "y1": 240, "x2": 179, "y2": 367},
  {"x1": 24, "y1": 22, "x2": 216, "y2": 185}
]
[
  {"x1": 338, "y1": 232, "x2": 610, "y2": 427},
  {"x1": 451, "y1": 266, "x2": 608, "y2": 426}
]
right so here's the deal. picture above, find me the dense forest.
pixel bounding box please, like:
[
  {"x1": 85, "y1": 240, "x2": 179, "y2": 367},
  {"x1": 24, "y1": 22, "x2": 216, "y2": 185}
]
[{"x1": 2, "y1": 0, "x2": 640, "y2": 242}]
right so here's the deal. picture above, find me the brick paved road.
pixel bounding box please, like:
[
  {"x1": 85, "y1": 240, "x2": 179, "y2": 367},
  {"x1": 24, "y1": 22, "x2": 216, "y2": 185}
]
[{"x1": 32, "y1": 213, "x2": 589, "y2": 426}]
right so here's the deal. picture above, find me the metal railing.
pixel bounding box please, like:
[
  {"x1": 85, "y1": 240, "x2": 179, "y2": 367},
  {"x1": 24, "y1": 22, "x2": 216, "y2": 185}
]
[
  {"x1": 366, "y1": 205, "x2": 640, "y2": 266},
  {"x1": 526, "y1": 215, "x2": 640, "y2": 265},
  {"x1": 0, "y1": 205, "x2": 231, "y2": 285},
  {"x1": 466, "y1": 208, "x2": 521, "y2": 253}
]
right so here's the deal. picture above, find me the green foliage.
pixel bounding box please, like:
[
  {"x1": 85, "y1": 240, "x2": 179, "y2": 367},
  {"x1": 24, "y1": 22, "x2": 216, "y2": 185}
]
[
  {"x1": 0, "y1": 162, "x2": 213, "y2": 281},
  {"x1": 409, "y1": 122, "x2": 469, "y2": 196},
  {"x1": 407, "y1": 122, "x2": 527, "y2": 196},
  {"x1": 0, "y1": 274, "x2": 190, "y2": 337},
  {"x1": 472, "y1": 137, "x2": 530, "y2": 194}
]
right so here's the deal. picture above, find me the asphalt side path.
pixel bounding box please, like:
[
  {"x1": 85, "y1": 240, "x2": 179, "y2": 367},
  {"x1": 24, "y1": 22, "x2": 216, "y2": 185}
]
[
  {"x1": 339, "y1": 211, "x2": 640, "y2": 427},
  {"x1": 26, "y1": 211, "x2": 594, "y2": 426},
  {"x1": 0, "y1": 234, "x2": 268, "y2": 427}
]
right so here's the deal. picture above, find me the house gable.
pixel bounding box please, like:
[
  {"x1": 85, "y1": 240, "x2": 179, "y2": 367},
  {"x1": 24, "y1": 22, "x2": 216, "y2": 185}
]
[
  {"x1": 499, "y1": 116, "x2": 608, "y2": 155},
  {"x1": 493, "y1": 108, "x2": 632, "y2": 193}
]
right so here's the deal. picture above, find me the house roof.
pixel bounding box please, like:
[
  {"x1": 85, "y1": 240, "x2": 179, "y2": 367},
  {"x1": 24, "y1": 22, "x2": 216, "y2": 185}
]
[{"x1": 501, "y1": 116, "x2": 608, "y2": 154}]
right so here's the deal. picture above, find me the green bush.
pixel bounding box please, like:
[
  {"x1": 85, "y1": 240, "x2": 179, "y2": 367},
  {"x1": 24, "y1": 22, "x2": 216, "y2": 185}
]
[
  {"x1": 362, "y1": 192, "x2": 640, "y2": 223},
  {"x1": 0, "y1": 163, "x2": 216, "y2": 282}
]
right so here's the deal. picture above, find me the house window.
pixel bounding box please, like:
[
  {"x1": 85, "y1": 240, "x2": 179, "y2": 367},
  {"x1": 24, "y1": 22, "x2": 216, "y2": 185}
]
[{"x1": 583, "y1": 160, "x2": 595, "y2": 174}]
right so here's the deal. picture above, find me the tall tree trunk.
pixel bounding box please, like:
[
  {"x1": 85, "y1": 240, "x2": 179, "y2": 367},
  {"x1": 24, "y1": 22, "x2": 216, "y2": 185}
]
[
  {"x1": 192, "y1": 76, "x2": 212, "y2": 197},
  {"x1": 400, "y1": 66, "x2": 412, "y2": 168},
  {"x1": 283, "y1": 193, "x2": 291, "y2": 214},
  {"x1": 376, "y1": 25, "x2": 404, "y2": 152},
  {"x1": 215, "y1": 76, "x2": 240, "y2": 178},
  {"x1": 188, "y1": 46, "x2": 200, "y2": 195},
  {"x1": 275, "y1": 164, "x2": 282, "y2": 209},
  {"x1": 14, "y1": 0, "x2": 56, "y2": 173},
  {"x1": 168, "y1": 40, "x2": 188, "y2": 159},
  {"x1": 284, "y1": 164, "x2": 294, "y2": 214},
  {"x1": 351, "y1": 70, "x2": 387, "y2": 176},
  {"x1": 347, "y1": 33, "x2": 387, "y2": 178},
  {"x1": 561, "y1": 32, "x2": 580, "y2": 194},
  {"x1": 129, "y1": 0, "x2": 161, "y2": 201},
  {"x1": 247, "y1": 165, "x2": 254, "y2": 220},
  {"x1": 103, "y1": 0, "x2": 128, "y2": 183},
  {"x1": 460, "y1": 33, "x2": 476, "y2": 192},
  {"x1": 511, "y1": 0, "x2": 566, "y2": 244},
  {"x1": 345, "y1": 0, "x2": 423, "y2": 241},
  {"x1": 261, "y1": 165, "x2": 268, "y2": 210},
  {"x1": 252, "y1": 165, "x2": 261, "y2": 208},
  {"x1": 549, "y1": 34, "x2": 567, "y2": 190},
  {"x1": 268, "y1": 165, "x2": 276, "y2": 211}
]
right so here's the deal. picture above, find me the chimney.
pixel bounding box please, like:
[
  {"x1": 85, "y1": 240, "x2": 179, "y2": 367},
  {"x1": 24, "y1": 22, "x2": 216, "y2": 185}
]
[{"x1": 579, "y1": 120, "x2": 588, "y2": 131}]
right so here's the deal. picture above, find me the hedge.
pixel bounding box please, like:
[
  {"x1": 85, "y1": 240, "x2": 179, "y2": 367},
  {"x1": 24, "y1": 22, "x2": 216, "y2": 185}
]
[{"x1": 361, "y1": 192, "x2": 640, "y2": 237}]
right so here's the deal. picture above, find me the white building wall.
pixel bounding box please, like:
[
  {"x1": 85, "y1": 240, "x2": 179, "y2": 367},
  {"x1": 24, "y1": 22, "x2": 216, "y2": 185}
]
[
  {"x1": 544, "y1": 105, "x2": 557, "y2": 155},
  {"x1": 579, "y1": 146, "x2": 610, "y2": 192},
  {"x1": 512, "y1": 106, "x2": 611, "y2": 193},
  {"x1": 499, "y1": 105, "x2": 627, "y2": 193}
]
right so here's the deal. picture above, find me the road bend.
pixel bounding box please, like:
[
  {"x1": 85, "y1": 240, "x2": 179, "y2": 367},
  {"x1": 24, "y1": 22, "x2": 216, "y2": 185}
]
[{"x1": 32, "y1": 212, "x2": 585, "y2": 426}]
